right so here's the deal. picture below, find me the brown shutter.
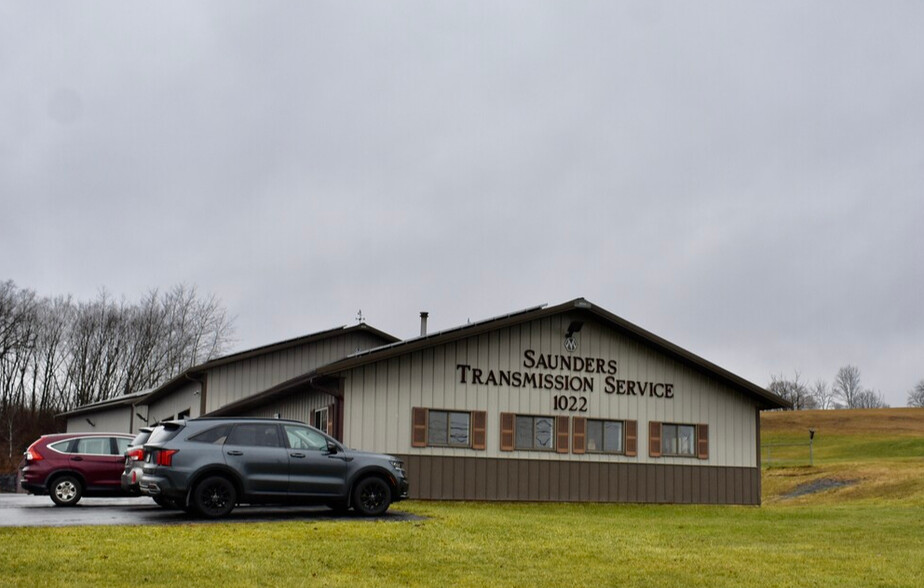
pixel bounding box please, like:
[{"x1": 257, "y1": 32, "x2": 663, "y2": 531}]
[
  {"x1": 649, "y1": 421, "x2": 662, "y2": 458},
  {"x1": 411, "y1": 407, "x2": 428, "y2": 448},
  {"x1": 326, "y1": 404, "x2": 335, "y2": 436},
  {"x1": 472, "y1": 411, "x2": 487, "y2": 450},
  {"x1": 697, "y1": 423, "x2": 709, "y2": 459},
  {"x1": 625, "y1": 420, "x2": 637, "y2": 457},
  {"x1": 572, "y1": 416, "x2": 586, "y2": 454},
  {"x1": 500, "y1": 412, "x2": 515, "y2": 451},
  {"x1": 310, "y1": 409, "x2": 317, "y2": 429},
  {"x1": 556, "y1": 415, "x2": 569, "y2": 454}
]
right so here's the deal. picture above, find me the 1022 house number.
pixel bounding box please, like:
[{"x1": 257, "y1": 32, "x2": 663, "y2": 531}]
[{"x1": 553, "y1": 394, "x2": 588, "y2": 412}]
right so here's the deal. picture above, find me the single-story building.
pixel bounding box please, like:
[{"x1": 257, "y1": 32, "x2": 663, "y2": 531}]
[{"x1": 207, "y1": 298, "x2": 790, "y2": 504}]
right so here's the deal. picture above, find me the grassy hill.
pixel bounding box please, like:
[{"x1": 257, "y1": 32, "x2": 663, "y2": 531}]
[{"x1": 760, "y1": 407, "x2": 924, "y2": 506}]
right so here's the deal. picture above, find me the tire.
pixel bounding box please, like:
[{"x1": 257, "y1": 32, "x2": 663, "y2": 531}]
[
  {"x1": 191, "y1": 476, "x2": 236, "y2": 518},
  {"x1": 352, "y1": 477, "x2": 392, "y2": 517},
  {"x1": 50, "y1": 475, "x2": 83, "y2": 507}
]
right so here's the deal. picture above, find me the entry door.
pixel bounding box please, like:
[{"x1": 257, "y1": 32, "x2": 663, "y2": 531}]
[
  {"x1": 282, "y1": 424, "x2": 347, "y2": 497},
  {"x1": 222, "y1": 423, "x2": 289, "y2": 497}
]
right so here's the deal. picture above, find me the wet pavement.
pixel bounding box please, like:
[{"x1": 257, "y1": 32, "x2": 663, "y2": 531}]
[{"x1": 0, "y1": 494, "x2": 423, "y2": 527}]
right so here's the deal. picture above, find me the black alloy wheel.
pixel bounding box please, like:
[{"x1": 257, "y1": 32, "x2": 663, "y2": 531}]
[
  {"x1": 352, "y1": 477, "x2": 392, "y2": 517},
  {"x1": 49, "y1": 475, "x2": 83, "y2": 507},
  {"x1": 192, "y1": 476, "x2": 237, "y2": 518}
]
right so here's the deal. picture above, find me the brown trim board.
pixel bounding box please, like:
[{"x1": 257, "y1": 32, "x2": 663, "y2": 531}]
[{"x1": 398, "y1": 455, "x2": 761, "y2": 505}]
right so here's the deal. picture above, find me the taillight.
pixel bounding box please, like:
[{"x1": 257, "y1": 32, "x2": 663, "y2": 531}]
[
  {"x1": 155, "y1": 449, "x2": 178, "y2": 466},
  {"x1": 127, "y1": 448, "x2": 144, "y2": 461},
  {"x1": 25, "y1": 443, "x2": 43, "y2": 462}
]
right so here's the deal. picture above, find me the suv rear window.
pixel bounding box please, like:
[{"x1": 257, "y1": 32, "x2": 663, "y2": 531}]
[
  {"x1": 130, "y1": 430, "x2": 152, "y2": 446},
  {"x1": 147, "y1": 422, "x2": 184, "y2": 445}
]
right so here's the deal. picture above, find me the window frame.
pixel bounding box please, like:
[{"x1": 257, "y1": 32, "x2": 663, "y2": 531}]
[
  {"x1": 514, "y1": 414, "x2": 557, "y2": 452},
  {"x1": 426, "y1": 409, "x2": 472, "y2": 448},
  {"x1": 584, "y1": 418, "x2": 626, "y2": 455},
  {"x1": 660, "y1": 423, "x2": 698, "y2": 457},
  {"x1": 314, "y1": 406, "x2": 329, "y2": 433}
]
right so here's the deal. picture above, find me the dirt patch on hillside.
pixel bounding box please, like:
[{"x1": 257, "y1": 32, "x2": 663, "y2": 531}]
[{"x1": 782, "y1": 477, "x2": 859, "y2": 499}]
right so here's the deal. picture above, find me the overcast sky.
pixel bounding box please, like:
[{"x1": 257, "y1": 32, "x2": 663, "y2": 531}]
[{"x1": 2, "y1": 2, "x2": 922, "y2": 407}]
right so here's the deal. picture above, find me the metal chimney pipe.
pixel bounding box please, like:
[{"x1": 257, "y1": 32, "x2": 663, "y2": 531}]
[{"x1": 420, "y1": 312, "x2": 429, "y2": 337}]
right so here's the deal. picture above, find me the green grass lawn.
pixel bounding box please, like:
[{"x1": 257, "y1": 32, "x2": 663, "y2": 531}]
[
  {"x1": 1, "y1": 501, "x2": 921, "y2": 587},
  {"x1": 2, "y1": 408, "x2": 923, "y2": 587}
]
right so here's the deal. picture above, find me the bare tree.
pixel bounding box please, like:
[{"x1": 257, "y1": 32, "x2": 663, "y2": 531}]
[
  {"x1": 908, "y1": 380, "x2": 924, "y2": 408},
  {"x1": 768, "y1": 372, "x2": 817, "y2": 410},
  {"x1": 853, "y1": 389, "x2": 888, "y2": 409},
  {"x1": 810, "y1": 379, "x2": 836, "y2": 410},
  {"x1": 833, "y1": 365, "x2": 864, "y2": 409}
]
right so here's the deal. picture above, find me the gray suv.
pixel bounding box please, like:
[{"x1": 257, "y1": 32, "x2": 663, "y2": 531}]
[{"x1": 139, "y1": 417, "x2": 409, "y2": 518}]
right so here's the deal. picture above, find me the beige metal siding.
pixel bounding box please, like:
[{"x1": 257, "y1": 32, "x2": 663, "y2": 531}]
[
  {"x1": 147, "y1": 380, "x2": 200, "y2": 424},
  {"x1": 205, "y1": 331, "x2": 384, "y2": 413},
  {"x1": 249, "y1": 392, "x2": 336, "y2": 423},
  {"x1": 343, "y1": 313, "x2": 759, "y2": 468},
  {"x1": 66, "y1": 407, "x2": 132, "y2": 433}
]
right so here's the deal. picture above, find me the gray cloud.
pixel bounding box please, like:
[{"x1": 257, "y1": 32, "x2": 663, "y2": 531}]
[{"x1": 2, "y1": 2, "x2": 922, "y2": 406}]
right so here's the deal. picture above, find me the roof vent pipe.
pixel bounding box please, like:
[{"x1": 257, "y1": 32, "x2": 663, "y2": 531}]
[{"x1": 420, "y1": 312, "x2": 429, "y2": 337}]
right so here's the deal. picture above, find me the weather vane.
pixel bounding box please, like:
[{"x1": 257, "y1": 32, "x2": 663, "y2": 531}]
[{"x1": 356, "y1": 309, "x2": 365, "y2": 324}]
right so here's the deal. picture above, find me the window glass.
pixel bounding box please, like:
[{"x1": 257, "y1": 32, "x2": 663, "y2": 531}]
[
  {"x1": 147, "y1": 422, "x2": 183, "y2": 445},
  {"x1": 426, "y1": 411, "x2": 470, "y2": 447},
  {"x1": 515, "y1": 416, "x2": 534, "y2": 449},
  {"x1": 314, "y1": 407, "x2": 328, "y2": 433},
  {"x1": 226, "y1": 423, "x2": 282, "y2": 448},
  {"x1": 603, "y1": 421, "x2": 624, "y2": 453},
  {"x1": 130, "y1": 430, "x2": 152, "y2": 446},
  {"x1": 586, "y1": 420, "x2": 603, "y2": 452},
  {"x1": 284, "y1": 425, "x2": 329, "y2": 451},
  {"x1": 189, "y1": 425, "x2": 233, "y2": 445},
  {"x1": 115, "y1": 437, "x2": 131, "y2": 454},
  {"x1": 449, "y1": 412, "x2": 470, "y2": 446},
  {"x1": 515, "y1": 415, "x2": 554, "y2": 450},
  {"x1": 48, "y1": 440, "x2": 72, "y2": 453},
  {"x1": 428, "y1": 411, "x2": 449, "y2": 445},
  {"x1": 75, "y1": 437, "x2": 110, "y2": 455},
  {"x1": 662, "y1": 424, "x2": 696, "y2": 456},
  {"x1": 535, "y1": 417, "x2": 554, "y2": 449}
]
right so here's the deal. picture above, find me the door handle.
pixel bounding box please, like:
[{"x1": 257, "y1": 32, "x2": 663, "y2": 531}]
[
  {"x1": 290, "y1": 453, "x2": 306, "y2": 459},
  {"x1": 226, "y1": 450, "x2": 243, "y2": 456},
  {"x1": 71, "y1": 456, "x2": 83, "y2": 461}
]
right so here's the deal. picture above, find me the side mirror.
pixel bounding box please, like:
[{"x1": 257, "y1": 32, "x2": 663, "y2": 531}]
[{"x1": 326, "y1": 441, "x2": 339, "y2": 455}]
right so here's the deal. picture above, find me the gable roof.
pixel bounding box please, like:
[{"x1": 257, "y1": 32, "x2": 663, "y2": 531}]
[
  {"x1": 216, "y1": 298, "x2": 789, "y2": 413},
  {"x1": 58, "y1": 388, "x2": 153, "y2": 418},
  {"x1": 138, "y1": 322, "x2": 399, "y2": 406}
]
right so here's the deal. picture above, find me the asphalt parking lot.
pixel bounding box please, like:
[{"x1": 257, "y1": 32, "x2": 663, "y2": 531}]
[{"x1": 0, "y1": 494, "x2": 423, "y2": 527}]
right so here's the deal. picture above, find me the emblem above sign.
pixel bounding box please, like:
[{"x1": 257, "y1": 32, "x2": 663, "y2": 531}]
[{"x1": 563, "y1": 336, "x2": 578, "y2": 352}]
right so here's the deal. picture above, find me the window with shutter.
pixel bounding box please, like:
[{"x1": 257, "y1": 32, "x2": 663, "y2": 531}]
[
  {"x1": 656, "y1": 423, "x2": 699, "y2": 457},
  {"x1": 411, "y1": 407, "x2": 428, "y2": 448},
  {"x1": 556, "y1": 415, "x2": 569, "y2": 453},
  {"x1": 584, "y1": 419, "x2": 625, "y2": 454},
  {"x1": 472, "y1": 411, "x2": 487, "y2": 450},
  {"x1": 649, "y1": 421, "x2": 662, "y2": 457},
  {"x1": 625, "y1": 420, "x2": 637, "y2": 456},
  {"x1": 697, "y1": 423, "x2": 709, "y2": 459},
  {"x1": 500, "y1": 412, "x2": 514, "y2": 451},
  {"x1": 572, "y1": 416, "x2": 586, "y2": 454}
]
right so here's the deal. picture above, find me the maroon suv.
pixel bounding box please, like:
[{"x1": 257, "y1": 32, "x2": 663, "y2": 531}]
[{"x1": 20, "y1": 433, "x2": 135, "y2": 506}]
